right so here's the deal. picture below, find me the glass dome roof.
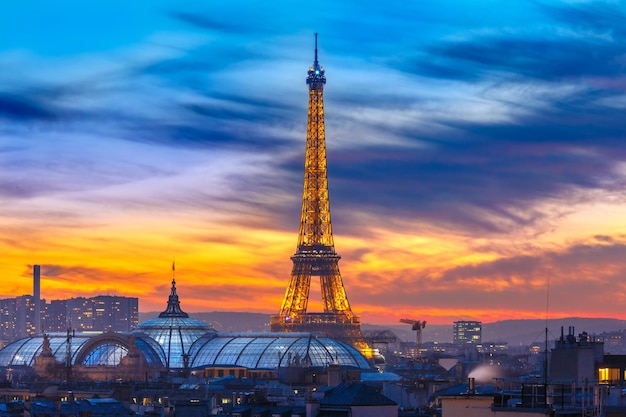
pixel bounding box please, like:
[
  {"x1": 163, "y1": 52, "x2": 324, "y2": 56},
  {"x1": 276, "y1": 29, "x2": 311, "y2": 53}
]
[
  {"x1": 188, "y1": 332, "x2": 371, "y2": 370},
  {"x1": 0, "y1": 333, "x2": 92, "y2": 367},
  {"x1": 134, "y1": 279, "x2": 213, "y2": 369},
  {"x1": 76, "y1": 333, "x2": 165, "y2": 367}
]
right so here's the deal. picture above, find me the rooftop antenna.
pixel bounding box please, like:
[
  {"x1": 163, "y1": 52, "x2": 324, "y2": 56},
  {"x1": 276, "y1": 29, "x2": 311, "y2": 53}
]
[
  {"x1": 314, "y1": 32, "x2": 319, "y2": 67},
  {"x1": 544, "y1": 274, "x2": 551, "y2": 407}
]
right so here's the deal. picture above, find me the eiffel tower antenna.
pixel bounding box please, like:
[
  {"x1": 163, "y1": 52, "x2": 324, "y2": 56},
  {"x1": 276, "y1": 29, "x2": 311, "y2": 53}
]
[
  {"x1": 314, "y1": 32, "x2": 319, "y2": 67},
  {"x1": 270, "y1": 35, "x2": 377, "y2": 360}
]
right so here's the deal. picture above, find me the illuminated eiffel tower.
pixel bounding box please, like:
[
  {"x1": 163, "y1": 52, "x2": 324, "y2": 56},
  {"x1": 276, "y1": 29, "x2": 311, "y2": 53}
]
[{"x1": 270, "y1": 35, "x2": 376, "y2": 359}]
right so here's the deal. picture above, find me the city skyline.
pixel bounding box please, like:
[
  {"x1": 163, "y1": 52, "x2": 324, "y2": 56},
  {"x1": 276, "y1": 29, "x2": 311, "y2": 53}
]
[{"x1": 2, "y1": 1, "x2": 626, "y2": 325}]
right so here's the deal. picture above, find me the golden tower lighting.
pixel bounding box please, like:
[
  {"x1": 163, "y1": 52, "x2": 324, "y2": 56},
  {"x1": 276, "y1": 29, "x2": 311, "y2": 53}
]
[{"x1": 270, "y1": 35, "x2": 377, "y2": 360}]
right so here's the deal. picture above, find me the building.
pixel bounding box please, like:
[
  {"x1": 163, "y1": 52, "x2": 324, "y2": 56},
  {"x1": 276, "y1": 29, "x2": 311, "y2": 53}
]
[
  {"x1": 0, "y1": 265, "x2": 138, "y2": 343},
  {"x1": 42, "y1": 299, "x2": 68, "y2": 333},
  {"x1": 66, "y1": 297, "x2": 95, "y2": 331},
  {"x1": 133, "y1": 279, "x2": 213, "y2": 370},
  {"x1": 453, "y1": 321, "x2": 482, "y2": 346},
  {"x1": 0, "y1": 295, "x2": 40, "y2": 341},
  {"x1": 436, "y1": 379, "x2": 606, "y2": 417},
  {"x1": 0, "y1": 297, "x2": 19, "y2": 341},
  {"x1": 30, "y1": 398, "x2": 133, "y2": 417},
  {"x1": 0, "y1": 294, "x2": 138, "y2": 342},
  {"x1": 550, "y1": 327, "x2": 604, "y2": 381},
  {"x1": 65, "y1": 295, "x2": 139, "y2": 333},
  {"x1": 311, "y1": 382, "x2": 398, "y2": 417},
  {"x1": 92, "y1": 295, "x2": 138, "y2": 332}
]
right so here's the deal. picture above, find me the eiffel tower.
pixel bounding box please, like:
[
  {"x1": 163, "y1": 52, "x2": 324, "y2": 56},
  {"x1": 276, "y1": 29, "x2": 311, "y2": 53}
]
[{"x1": 270, "y1": 35, "x2": 376, "y2": 359}]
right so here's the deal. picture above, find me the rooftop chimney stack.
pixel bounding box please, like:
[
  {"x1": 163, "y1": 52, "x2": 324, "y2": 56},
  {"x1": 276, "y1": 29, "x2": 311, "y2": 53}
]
[{"x1": 33, "y1": 265, "x2": 41, "y2": 333}]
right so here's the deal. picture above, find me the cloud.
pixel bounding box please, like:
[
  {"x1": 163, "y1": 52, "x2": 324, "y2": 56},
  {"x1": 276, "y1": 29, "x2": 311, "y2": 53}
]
[
  {"x1": 307, "y1": 5, "x2": 626, "y2": 236},
  {"x1": 341, "y1": 235, "x2": 626, "y2": 321},
  {"x1": 0, "y1": 93, "x2": 58, "y2": 121},
  {"x1": 543, "y1": 1, "x2": 626, "y2": 39},
  {"x1": 393, "y1": 2, "x2": 626, "y2": 83},
  {"x1": 324, "y1": 127, "x2": 625, "y2": 237},
  {"x1": 3, "y1": 0, "x2": 626, "y2": 325},
  {"x1": 169, "y1": 12, "x2": 257, "y2": 35}
]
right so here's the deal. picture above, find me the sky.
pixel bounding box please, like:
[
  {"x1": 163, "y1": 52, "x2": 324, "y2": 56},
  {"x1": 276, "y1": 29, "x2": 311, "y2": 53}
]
[{"x1": 2, "y1": 0, "x2": 626, "y2": 326}]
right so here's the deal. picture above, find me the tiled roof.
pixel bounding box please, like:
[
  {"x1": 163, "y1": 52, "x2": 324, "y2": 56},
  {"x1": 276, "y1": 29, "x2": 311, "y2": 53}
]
[{"x1": 320, "y1": 383, "x2": 397, "y2": 406}]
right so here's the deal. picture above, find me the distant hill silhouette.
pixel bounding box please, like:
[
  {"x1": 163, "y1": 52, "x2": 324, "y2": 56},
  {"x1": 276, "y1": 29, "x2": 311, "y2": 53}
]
[
  {"x1": 482, "y1": 317, "x2": 626, "y2": 346},
  {"x1": 138, "y1": 312, "x2": 626, "y2": 346},
  {"x1": 139, "y1": 311, "x2": 271, "y2": 332}
]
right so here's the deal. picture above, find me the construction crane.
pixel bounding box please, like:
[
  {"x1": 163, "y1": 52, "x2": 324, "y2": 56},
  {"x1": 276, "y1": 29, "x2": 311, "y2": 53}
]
[{"x1": 400, "y1": 319, "x2": 426, "y2": 360}]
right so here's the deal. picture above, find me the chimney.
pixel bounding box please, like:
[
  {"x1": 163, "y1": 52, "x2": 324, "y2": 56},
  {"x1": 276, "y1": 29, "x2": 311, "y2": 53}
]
[
  {"x1": 33, "y1": 265, "x2": 41, "y2": 333},
  {"x1": 468, "y1": 377, "x2": 476, "y2": 394}
]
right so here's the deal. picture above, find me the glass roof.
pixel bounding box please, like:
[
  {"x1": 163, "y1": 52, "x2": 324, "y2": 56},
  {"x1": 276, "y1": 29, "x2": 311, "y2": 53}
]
[
  {"x1": 188, "y1": 333, "x2": 371, "y2": 370},
  {"x1": 0, "y1": 333, "x2": 92, "y2": 367},
  {"x1": 0, "y1": 332, "x2": 371, "y2": 371},
  {"x1": 77, "y1": 334, "x2": 164, "y2": 367},
  {"x1": 83, "y1": 343, "x2": 128, "y2": 367},
  {"x1": 133, "y1": 279, "x2": 213, "y2": 369},
  {"x1": 134, "y1": 335, "x2": 166, "y2": 366},
  {"x1": 137, "y1": 316, "x2": 211, "y2": 330},
  {"x1": 134, "y1": 325, "x2": 210, "y2": 369}
]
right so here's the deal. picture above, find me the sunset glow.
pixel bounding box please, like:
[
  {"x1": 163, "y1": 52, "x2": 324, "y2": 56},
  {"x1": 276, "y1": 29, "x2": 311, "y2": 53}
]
[{"x1": 3, "y1": 0, "x2": 626, "y2": 326}]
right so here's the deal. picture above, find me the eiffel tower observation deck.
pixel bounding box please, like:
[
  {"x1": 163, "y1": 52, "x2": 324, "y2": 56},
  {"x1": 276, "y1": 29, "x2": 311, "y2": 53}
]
[{"x1": 270, "y1": 35, "x2": 378, "y2": 360}]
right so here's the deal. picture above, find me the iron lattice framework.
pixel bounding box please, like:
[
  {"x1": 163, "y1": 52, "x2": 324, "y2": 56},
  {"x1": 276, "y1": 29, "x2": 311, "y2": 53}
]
[{"x1": 271, "y1": 35, "x2": 373, "y2": 358}]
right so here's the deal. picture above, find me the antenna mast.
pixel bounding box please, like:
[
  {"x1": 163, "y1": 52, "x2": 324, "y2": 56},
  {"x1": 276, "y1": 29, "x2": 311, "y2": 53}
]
[{"x1": 314, "y1": 33, "x2": 319, "y2": 67}]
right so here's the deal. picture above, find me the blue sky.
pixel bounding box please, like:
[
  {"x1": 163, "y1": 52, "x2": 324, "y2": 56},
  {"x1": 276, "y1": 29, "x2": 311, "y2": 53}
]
[{"x1": 2, "y1": 0, "x2": 626, "y2": 324}]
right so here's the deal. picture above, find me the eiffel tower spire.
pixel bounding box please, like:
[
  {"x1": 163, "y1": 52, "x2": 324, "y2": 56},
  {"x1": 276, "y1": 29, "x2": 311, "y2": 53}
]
[
  {"x1": 297, "y1": 32, "x2": 334, "y2": 252},
  {"x1": 271, "y1": 36, "x2": 375, "y2": 359}
]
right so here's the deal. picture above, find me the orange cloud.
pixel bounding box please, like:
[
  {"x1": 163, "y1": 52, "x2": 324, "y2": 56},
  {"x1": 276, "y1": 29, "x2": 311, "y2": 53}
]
[{"x1": 4, "y1": 183, "x2": 626, "y2": 326}]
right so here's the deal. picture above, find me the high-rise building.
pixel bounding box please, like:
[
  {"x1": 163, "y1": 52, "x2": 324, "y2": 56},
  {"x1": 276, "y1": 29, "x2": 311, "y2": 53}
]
[
  {"x1": 0, "y1": 298, "x2": 18, "y2": 340},
  {"x1": 15, "y1": 295, "x2": 37, "y2": 337},
  {"x1": 0, "y1": 294, "x2": 138, "y2": 343},
  {"x1": 270, "y1": 35, "x2": 376, "y2": 359},
  {"x1": 63, "y1": 296, "x2": 138, "y2": 332},
  {"x1": 0, "y1": 295, "x2": 40, "y2": 341},
  {"x1": 453, "y1": 320, "x2": 482, "y2": 345},
  {"x1": 92, "y1": 295, "x2": 139, "y2": 332},
  {"x1": 67, "y1": 297, "x2": 95, "y2": 331},
  {"x1": 42, "y1": 299, "x2": 67, "y2": 333}
]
